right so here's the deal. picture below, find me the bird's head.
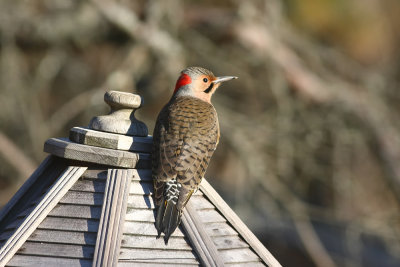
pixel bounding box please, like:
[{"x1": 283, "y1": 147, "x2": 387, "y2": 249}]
[{"x1": 173, "y1": 66, "x2": 237, "y2": 103}]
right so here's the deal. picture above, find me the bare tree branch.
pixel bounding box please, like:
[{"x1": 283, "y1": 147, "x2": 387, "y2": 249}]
[{"x1": 0, "y1": 131, "x2": 36, "y2": 179}]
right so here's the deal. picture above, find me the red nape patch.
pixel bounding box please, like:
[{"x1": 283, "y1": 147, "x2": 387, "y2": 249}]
[{"x1": 174, "y1": 73, "x2": 191, "y2": 94}]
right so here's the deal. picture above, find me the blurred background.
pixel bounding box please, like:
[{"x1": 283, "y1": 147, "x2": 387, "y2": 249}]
[{"x1": 1, "y1": 0, "x2": 400, "y2": 266}]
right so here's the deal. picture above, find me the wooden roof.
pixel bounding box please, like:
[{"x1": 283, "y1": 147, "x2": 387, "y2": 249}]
[{"x1": 0, "y1": 92, "x2": 280, "y2": 267}]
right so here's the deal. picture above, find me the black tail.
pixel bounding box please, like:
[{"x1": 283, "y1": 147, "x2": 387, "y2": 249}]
[{"x1": 155, "y1": 181, "x2": 182, "y2": 244}]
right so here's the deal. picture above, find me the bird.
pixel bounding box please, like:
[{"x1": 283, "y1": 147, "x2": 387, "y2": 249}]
[{"x1": 152, "y1": 66, "x2": 237, "y2": 244}]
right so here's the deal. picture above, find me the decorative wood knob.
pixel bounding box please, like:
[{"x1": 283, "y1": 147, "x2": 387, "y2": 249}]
[{"x1": 89, "y1": 91, "x2": 148, "y2": 137}]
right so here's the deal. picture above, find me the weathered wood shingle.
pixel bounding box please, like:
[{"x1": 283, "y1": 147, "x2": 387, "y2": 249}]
[
  {"x1": 93, "y1": 169, "x2": 132, "y2": 267},
  {"x1": 0, "y1": 157, "x2": 68, "y2": 241},
  {"x1": 0, "y1": 164, "x2": 87, "y2": 266},
  {"x1": 4, "y1": 168, "x2": 106, "y2": 267},
  {"x1": 118, "y1": 169, "x2": 200, "y2": 266},
  {"x1": 117, "y1": 168, "x2": 269, "y2": 266},
  {"x1": 0, "y1": 156, "x2": 278, "y2": 267}
]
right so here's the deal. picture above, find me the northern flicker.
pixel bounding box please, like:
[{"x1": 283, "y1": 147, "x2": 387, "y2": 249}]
[{"x1": 152, "y1": 66, "x2": 237, "y2": 243}]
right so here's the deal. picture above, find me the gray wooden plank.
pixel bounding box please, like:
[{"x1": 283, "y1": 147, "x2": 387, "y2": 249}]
[
  {"x1": 125, "y1": 208, "x2": 155, "y2": 222},
  {"x1": 7, "y1": 254, "x2": 92, "y2": 267},
  {"x1": 204, "y1": 222, "x2": 238, "y2": 237},
  {"x1": 121, "y1": 234, "x2": 192, "y2": 250},
  {"x1": 219, "y1": 248, "x2": 262, "y2": 264},
  {"x1": 125, "y1": 204, "x2": 214, "y2": 222},
  {"x1": 38, "y1": 217, "x2": 99, "y2": 233},
  {"x1": 93, "y1": 169, "x2": 132, "y2": 267},
  {"x1": 82, "y1": 169, "x2": 107, "y2": 180},
  {"x1": 196, "y1": 209, "x2": 227, "y2": 224},
  {"x1": 69, "y1": 127, "x2": 153, "y2": 153},
  {"x1": 226, "y1": 261, "x2": 265, "y2": 266},
  {"x1": 119, "y1": 248, "x2": 198, "y2": 264},
  {"x1": 0, "y1": 166, "x2": 88, "y2": 266},
  {"x1": 212, "y1": 235, "x2": 249, "y2": 250},
  {"x1": 127, "y1": 195, "x2": 155, "y2": 209},
  {"x1": 127, "y1": 194, "x2": 204, "y2": 210},
  {"x1": 129, "y1": 182, "x2": 203, "y2": 197},
  {"x1": 132, "y1": 169, "x2": 152, "y2": 181},
  {"x1": 119, "y1": 259, "x2": 199, "y2": 265},
  {"x1": 200, "y1": 179, "x2": 281, "y2": 266},
  {"x1": 129, "y1": 181, "x2": 153, "y2": 195},
  {"x1": 118, "y1": 262, "x2": 199, "y2": 267},
  {"x1": 26, "y1": 229, "x2": 97, "y2": 246},
  {"x1": 59, "y1": 191, "x2": 104, "y2": 206},
  {"x1": 44, "y1": 138, "x2": 150, "y2": 168},
  {"x1": 189, "y1": 195, "x2": 215, "y2": 210},
  {"x1": 123, "y1": 221, "x2": 185, "y2": 237},
  {"x1": 16, "y1": 241, "x2": 94, "y2": 259},
  {"x1": 70, "y1": 179, "x2": 106, "y2": 193},
  {"x1": 126, "y1": 211, "x2": 235, "y2": 237},
  {"x1": 0, "y1": 225, "x2": 86, "y2": 244},
  {"x1": 181, "y1": 201, "x2": 224, "y2": 267},
  {"x1": 124, "y1": 196, "x2": 212, "y2": 222},
  {"x1": 48, "y1": 204, "x2": 102, "y2": 219}
]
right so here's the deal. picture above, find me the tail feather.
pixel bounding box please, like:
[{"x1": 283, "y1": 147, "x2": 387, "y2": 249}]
[
  {"x1": 154, "y1": 180, "x2": 182, "y2": 244},
  {"x1": 155, "y1": 200, "x2": 166, "y2": 238},
  {"x1": 162, "y1": 200, "x2": 181, "y2": 244}
]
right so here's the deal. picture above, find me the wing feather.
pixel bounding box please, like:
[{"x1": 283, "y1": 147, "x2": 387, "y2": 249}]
[{"x1": 152, "y1": 96, "x2": 219, "y2": 209}]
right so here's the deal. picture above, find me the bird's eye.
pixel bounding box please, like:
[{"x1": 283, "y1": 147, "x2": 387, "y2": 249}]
[{"x1": 203, "y1": 78, "x2": 208, "y2": 83}]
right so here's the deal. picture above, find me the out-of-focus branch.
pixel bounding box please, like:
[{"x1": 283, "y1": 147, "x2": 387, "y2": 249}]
[
  {"x1": 234, "y1": 20, "x2": 400, "y2": 201},
  {"x1": 0, "y1": 131, "x2": 36, "y2": 179},
  {"x1": 48, "y1": 44, "x2": 151, "y2": 134},
  {"x1": 293, "y1": 216, "x2": 336, "y2": 267},
  {"x1": 48, "y1": 88, "x2": 104, "y2": 133},
  {"x1": 88, "y1": 0, "x2": 185, "y2": 77},
  {"x1": 236, "y1": 22, "x2": 331, "y2": 103}
]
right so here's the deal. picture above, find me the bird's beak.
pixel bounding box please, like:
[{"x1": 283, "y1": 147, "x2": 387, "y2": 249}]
[{"x1": 212, "y1": 76, "x2": 238, "y2": 84}]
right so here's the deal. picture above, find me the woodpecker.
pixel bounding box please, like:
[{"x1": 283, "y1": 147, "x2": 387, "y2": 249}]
[{"x1": 152, "y1": 66, "x2": 237, "y2": 243}]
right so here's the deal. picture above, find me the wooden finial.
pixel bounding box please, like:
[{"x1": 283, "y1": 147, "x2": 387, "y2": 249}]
[{"x1": 89, "y1": 91, "x2": 148, "y2": 137}]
